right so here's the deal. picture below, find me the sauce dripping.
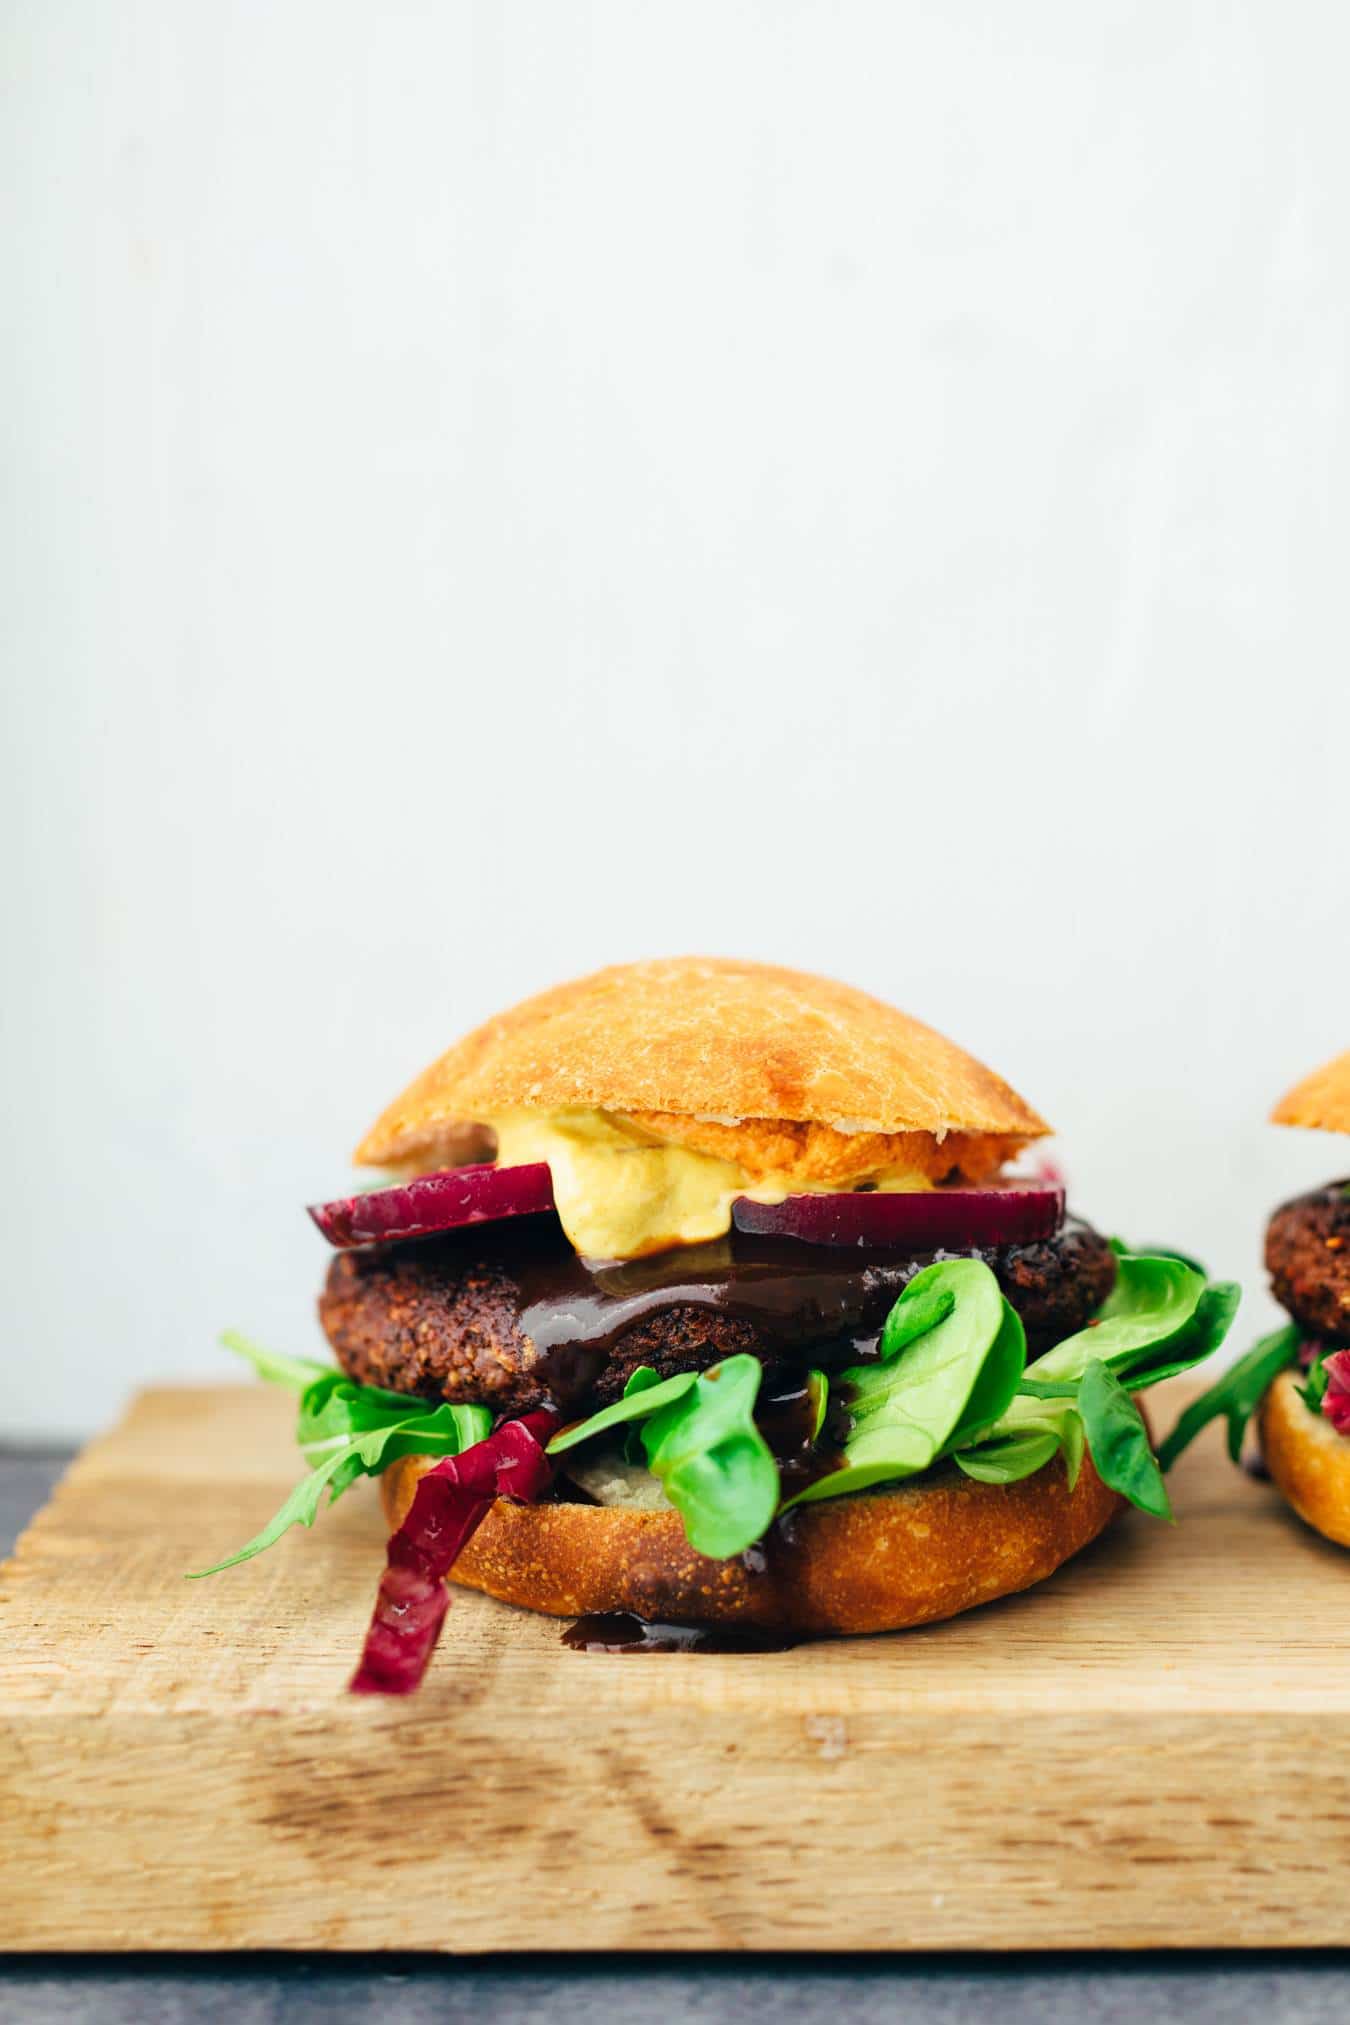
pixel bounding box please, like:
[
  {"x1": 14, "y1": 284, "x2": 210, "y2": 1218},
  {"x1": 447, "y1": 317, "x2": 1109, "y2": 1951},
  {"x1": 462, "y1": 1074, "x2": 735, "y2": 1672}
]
[
  {"x1": 754, "y1": 1373, "x2": 850, "y2": 1498},
  {"x1": 560, "y1": 1611, "x2": 799, "y2": 1654}
]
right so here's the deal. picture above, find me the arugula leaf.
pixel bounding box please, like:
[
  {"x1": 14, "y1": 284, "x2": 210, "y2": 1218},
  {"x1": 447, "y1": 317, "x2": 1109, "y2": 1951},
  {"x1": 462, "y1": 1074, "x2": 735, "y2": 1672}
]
[
  {"x1": 295, "y1": 1377, "x2": 489, "y2": 1472},
  {"x1": 221, "y1": 1330, "x2": 334, "y2": 1392},
  {"x1": 1156, "y1": 1324, "x2": 1301, "y2": 1471},
  {"x1": 1299, "y1": 1350, "x2": 1330, "y2": 1415},
  {"x1": 191, "y1": 1443, "x2": 359, "y2": 1576},
  {"x1": 546, "y1": 1368, "x2": 697, "y2": 1456},
  {"x1": 193, "y1": 1353, "x2": 495, "y2": 1576},
  {"x1": 192, "y1": 1400, "x2": 488, "y2": 1576},
  {"x1": 1077, "y1": 1358, "x2": 1171, "y2": 1520},
  {"x1": 790, "y1": 1260, "x2": 1021, "y2": 1506},
  {"x1": 639, "y1": 1355, "x2": 778, "y2": 1559}
]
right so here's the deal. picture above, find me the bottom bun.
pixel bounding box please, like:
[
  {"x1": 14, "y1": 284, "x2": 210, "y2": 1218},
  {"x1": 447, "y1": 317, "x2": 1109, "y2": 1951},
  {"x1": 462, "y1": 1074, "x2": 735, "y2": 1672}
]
[
  {"x1": 380, "y1": 1448, "x2": 1125, "y2": 1637},
  {"x1": 1260, "y1": 1368, "x2": 1350, "y2": 1549}
]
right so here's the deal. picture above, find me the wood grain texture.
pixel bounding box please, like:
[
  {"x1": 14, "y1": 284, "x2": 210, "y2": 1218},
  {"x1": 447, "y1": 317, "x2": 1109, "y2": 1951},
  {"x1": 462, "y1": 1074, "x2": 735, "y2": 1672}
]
[{"x1": 2, "y1": 1382, "x2": 1348, "y2": 1953}]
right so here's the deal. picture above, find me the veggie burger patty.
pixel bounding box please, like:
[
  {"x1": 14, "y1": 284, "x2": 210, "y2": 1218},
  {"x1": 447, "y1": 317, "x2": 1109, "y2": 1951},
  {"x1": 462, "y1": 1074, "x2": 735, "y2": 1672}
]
[
  {"x1": 319, "y1": 1216, "x2": 1118, "y2": 1420},
  {"x1": 1266, "y1": 1182, "x2": 1350, "y2": 1344}
]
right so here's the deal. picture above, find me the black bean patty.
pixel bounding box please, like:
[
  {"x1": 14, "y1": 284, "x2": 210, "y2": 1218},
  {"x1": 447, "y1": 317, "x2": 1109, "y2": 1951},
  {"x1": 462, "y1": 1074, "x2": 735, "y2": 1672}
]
[
  {"x1": 319, "y1": 1214, "x2": 1117, "y2": 1418},
  {"x1": 1266, "y1": 1181, "x2": 1350, "y2": 1344}
]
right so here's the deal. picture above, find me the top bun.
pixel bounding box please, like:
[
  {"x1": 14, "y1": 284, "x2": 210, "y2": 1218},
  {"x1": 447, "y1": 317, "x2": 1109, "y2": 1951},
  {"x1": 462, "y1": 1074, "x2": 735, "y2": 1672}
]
[
  {"x1": 356, "y1": 957, "x2": 1049, "y2": 1183},
  {"x1": 1271, "y1": 1050, "x2": 1350, "y2": 1137}
]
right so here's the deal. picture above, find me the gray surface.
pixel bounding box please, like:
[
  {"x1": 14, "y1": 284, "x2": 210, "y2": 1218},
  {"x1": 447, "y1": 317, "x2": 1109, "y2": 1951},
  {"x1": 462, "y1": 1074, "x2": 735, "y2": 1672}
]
[
  {"x1": 3, "y1": 1957, "x2": 1350, "y2": 2025},
  {"x1": 2, "y1": 1451, "x2": 1347, "y2": 2023},
  {"x1": 0, "y1": 1449, "x2": 67, "y2": 1559}
]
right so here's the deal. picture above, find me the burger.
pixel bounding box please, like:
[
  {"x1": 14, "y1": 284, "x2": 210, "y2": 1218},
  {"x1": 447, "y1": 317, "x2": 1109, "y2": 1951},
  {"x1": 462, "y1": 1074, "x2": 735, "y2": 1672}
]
[
  {"x1": 199, "y1": 958, "x2": 1239, "y2": 1690},
  {"x1": 1161, "y1": 1049, "x2": 1350, "y2": 1545}
]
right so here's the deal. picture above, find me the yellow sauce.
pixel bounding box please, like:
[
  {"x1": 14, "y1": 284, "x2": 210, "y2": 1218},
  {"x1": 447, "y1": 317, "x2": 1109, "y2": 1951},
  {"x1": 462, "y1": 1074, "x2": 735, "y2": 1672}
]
[{"x1": 476, "y1": 1109, "x2": 928, "y2": 1261}]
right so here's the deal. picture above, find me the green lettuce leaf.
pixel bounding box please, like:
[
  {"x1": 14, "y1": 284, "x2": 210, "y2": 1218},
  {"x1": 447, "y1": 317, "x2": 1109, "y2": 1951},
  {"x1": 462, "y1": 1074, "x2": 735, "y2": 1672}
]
[
  {"x1": 192, "y1": 1339, "x2": 494, "y2": 1576},
  {"x1": 954, "y1": 1400, "x2": 1088, "y2": 1489},
  {"x1": 546, "y1": 1367, "x2": 696, "y2": 1456},
  {"x1": 191, "y1": 1442, "x2": 361, "y2": 1577},
  {"x1": 1076, "y1": 1358, "x2": 1171, "y2": 1519},
  {"x1": 639, "y1": 1354, "x2": 778, "y2": 1559},
  {"x1": 210, "y1": 1233, "x2": 1244, "y2": 1574},
  {"x1": 1156, "y1": 1323, "x2": 1301, "y2": 1471},
  {"x1": 954, "y1": 1424, "x2": 1063, "y2": 1485},
  {"x1": 619, "y1": 1368, "x2": 666, "y2": 1462},
  {"x1": 1023, "y1": 1255, "x2": 1207, "y2": 1386},
  {"x1": 220, "y1": 1329, "x2": 333, "y2": 1393},
  {"x1": 804, "y1": 1369, "x2": 829, "y2": 1441},
  {"x1": 1060, "y1": 1401, "x2": 1086, "y2": 1489},
  {"x1": 1299, "y1": 1349, "x2": 1330, "y2": 1415},
  {"x1": 953, "y1": 1255, "x2": 1240, "y2": 1516},
  {"x1": 1118, "y1": 1281, "x2": 1243, "y2": 1392},
  {"x1": 789, "y1": 1260, "x2": 1023, "y2": 1507}
]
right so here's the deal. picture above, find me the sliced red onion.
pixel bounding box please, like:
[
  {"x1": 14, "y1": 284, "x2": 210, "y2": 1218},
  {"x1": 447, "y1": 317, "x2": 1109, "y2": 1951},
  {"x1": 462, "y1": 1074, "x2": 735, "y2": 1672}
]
[
  {"x1": 309, "y1": 1162, "x2": 555, "y2": 1249},
  {"x1": 349, "y1": 1410, "x2": 558, "y2": 1695},
  {"x1": 1322, "y1": 1350, "x2": 1350, "y2": 1437},
  {"x1": 731, "y1": 1179, "x2": 1064, "y2": 1250}
]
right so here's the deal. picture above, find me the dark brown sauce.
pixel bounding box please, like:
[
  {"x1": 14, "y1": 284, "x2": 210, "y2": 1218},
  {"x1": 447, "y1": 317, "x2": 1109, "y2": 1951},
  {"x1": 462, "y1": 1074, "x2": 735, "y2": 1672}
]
[
  {"x1": 561, "y1": 1611, "x2": 799, "y2": 1654},
  {"x1": 755, "y1": 1373, "x2": 850, "y2": 1498},
  {"x1": 490, "y1": 1224, "x2": 963, "y2": 1406}
]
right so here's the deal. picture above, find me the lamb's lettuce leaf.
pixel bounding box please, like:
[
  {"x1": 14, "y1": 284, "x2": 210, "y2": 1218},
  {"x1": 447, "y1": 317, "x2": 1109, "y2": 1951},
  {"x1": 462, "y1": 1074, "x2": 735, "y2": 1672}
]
[
  {"x1": 951, "y1": 1257, "x2": 1240, "y2": 1504},
  {"x1": 1021, "y1": 1256, "x2": 1207, "y2": 1385},
  {"x1": 547, "y1": 1366, "x2": 695, "y2": 1456},
  {"x1": 548, "y1": 1354, "x2": 779, "y2": 1555},
  {"x1": 789, "y1": 1260, "x2": 1023, "y2": 1506},
  {"x1": 1119, "y1": 1281, "x2": 1243, "y2": 1392},
  {"x1": 804, "y1": 1369, "x2": 830, "y2": 1441},
  {"x1": 954, "y1": 1423, "x2": 1063, "y2": 1485},
  {"x1": 1076, "y1": 1358, "x2": 1171, "y2": 1519},
  {"x1": 638, "y1": 1354, "x2": 778, "y2": 1558},
  {"x1": 207, "y1": 1233, "x2": 1243, "y2": 1577}
]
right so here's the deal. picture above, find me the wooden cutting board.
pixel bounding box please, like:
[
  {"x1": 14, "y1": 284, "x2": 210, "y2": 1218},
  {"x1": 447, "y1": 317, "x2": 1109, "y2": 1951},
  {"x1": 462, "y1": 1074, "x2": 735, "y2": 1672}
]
[{"x1": 2, "y1": 1380, "x2": 1347, "y2": 1953}]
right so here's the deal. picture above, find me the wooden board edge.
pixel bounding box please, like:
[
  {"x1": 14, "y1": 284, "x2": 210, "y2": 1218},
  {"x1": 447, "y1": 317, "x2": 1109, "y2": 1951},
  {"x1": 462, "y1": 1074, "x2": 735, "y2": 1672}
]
[{"x1": 2, "y1": 1704, "x2": 1346, "y2": 1952}]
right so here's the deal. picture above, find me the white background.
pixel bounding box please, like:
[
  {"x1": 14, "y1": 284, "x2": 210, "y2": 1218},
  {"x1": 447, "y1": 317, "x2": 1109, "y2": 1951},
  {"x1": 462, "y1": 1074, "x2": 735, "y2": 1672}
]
[{"x1": 6, "y1": 3, "x2": 1349, "y2": 1439}]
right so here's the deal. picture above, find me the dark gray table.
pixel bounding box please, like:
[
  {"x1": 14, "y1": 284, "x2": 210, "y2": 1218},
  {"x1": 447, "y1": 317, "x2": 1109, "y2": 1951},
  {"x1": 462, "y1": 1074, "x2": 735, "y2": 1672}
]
[{"x1": 3, "y1": 1450, "x2": 1346, "y2": 2025}]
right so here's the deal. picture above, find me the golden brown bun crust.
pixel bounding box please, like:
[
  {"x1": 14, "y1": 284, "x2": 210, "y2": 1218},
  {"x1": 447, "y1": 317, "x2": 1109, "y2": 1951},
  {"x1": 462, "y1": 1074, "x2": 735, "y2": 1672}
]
[
  {"x1": 1271, "y1": 1051, "x2": 1350, "y2": 1136},
  {"x1": 356, "y1": 957, "x2": 1049, "y2": 1174},
  {"x1": 630, "y1": 1115, "x2": 1016, "y2": 1189},
  {"x1": 1260, "y1": 1368, "x2": 1350, "y2": 1549},
  {"x1": 380, "y1": 1450, "x2": 1122, "y2": 1636}
]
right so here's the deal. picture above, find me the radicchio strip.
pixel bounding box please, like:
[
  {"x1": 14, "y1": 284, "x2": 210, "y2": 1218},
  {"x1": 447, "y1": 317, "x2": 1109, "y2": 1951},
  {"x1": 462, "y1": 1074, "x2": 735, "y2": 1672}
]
[
  {"x1": 1321, "y1": 1350, "x2": 1350, "y2": 1437},
  {"x1": 349, "y1": 1410, "x2": 558, "y2": 1695}
]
